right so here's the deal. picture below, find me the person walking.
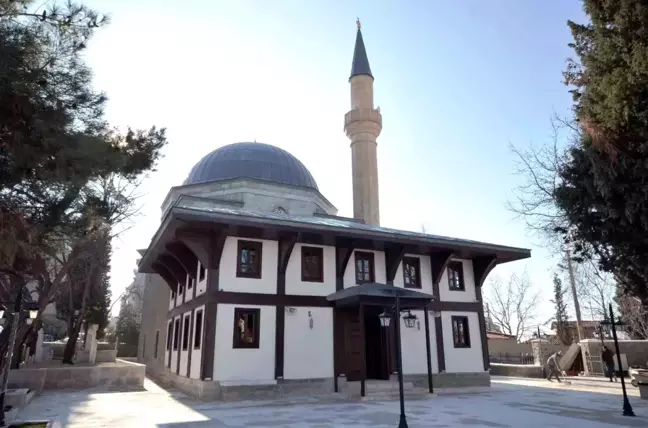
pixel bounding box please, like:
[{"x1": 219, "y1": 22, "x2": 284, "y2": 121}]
[
  {"x1": 546, "y1": 351, "x2": 564, "y2": 382},
  {"x1": 602, "y1": 346, "x2": 617, "y2": 382}
]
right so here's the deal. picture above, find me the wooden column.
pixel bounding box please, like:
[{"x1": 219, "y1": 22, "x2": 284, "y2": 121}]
[
  {"x1": 359, "y1": 303, "x2": 366, "y2": 397},
  {"x1": 274, "y1": 235, "x2": 297, "y2": 380},
  {"x1": 334, "y1": 242, "x2": 354, "y2": 393},
  {"x1": 186, "y1": 309, "x2": 194, "y2": 377},
  {"x1": 385, "y1": 245, "x2": 406, "y2": 286},
  {"x1": 473, "y1": 256, "x2": 497, "y2": 372},
  {"x1": 423, "y1": 308, "x2": 434, "y2": 393},
  {"x1": 430, "y1": 251, "x2": 453, "y2": 373}
]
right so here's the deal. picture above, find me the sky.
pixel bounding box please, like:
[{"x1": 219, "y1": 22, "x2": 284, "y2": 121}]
[{"x1": 78, "y1": 0, "x2": 588, "y2": 330}]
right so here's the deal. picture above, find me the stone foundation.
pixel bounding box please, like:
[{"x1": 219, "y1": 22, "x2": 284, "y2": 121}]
[
  {"x1": 489, "y1": 363, "x2": 544, "y2": 378},
  {"x1": 147, "y1": 366, "x2": 335, "y2": 401},
  {"x1": 8, "y1": 360, "x2": 145, "y2": 392}
]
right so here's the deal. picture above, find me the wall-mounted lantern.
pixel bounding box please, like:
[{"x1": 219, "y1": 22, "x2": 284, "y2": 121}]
[{"x1": 402, "y1": 310, "x2": 418, "y2": 329}]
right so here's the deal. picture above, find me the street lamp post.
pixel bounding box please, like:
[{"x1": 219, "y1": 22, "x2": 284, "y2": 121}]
[
  {"x1": 378, "y1": 296, "x2": 418, "y2": 428},
  {"x1": 602, "y1": 304, "x2": 635, "y2": 417}
]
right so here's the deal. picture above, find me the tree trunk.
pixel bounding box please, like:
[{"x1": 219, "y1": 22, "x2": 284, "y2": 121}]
[{"x1": 61, "y1": 278, "x2": 92, "y2": 365}]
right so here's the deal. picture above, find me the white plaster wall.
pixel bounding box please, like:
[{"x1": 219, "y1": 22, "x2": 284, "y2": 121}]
[
  {"x1": 185, "y1": 276, "x2": 194, "y2": 303},
  {"x1": 214, "y1": 304, "x2": 276, "y2": 384},
  {"x1": 219, "y1": 237, "x2": 278, "y2": 294},
  {"x1": 285, "y1": 244, "x2": 336, "y2": 296},
  {"x1": 400, "y1": 310, "x2": 439, "y2": 374},
  {"x1": 175, "y1": 283, "x2": 184, "y2": 306},
  {"x1": 284, "y1": 307, "x2": 334, "y2": 379},
  {"x1": 343, "y1": 250, "x2": 386, "y2": 288},
  {"x1": 190, "y1": 304, "x2": 205, "y2": 379},
  {"x1": 438, "y1": 259, "x2": 477, "y2": 302},
  {"x1": 164, "y1": 319, "x2": 172, "y2": 369},
  {"x1": 179, "y1": 312, "x2": 191, "y2": 376},
  {"x1": 196, "y1": 261, "x2": 207, "y2": 296},
  {"x1": 442, "y1": 311, "x2": 483, "y2": 373},
  {"x1": 170, "y1": 315, "x2": 181, "y2": 373},
  {"x1": 392, "y1": 254, "x2": 433, "y2": 294}
]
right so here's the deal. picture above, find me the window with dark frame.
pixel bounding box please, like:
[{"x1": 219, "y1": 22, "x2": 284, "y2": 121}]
[
  {"x1": 199, "y1": 262, "x2": 206, "y2": 281},
  {"x1": 166, "y1": 322, "x2": 173, "y2": 350},
  {"x1": 354, "y1": 252, "x2": 375, "y2": 284},
  {"x1": 236, "y1": 240, "x2": 263, "y2": 278},
  {"x1": 171, "y1": 290, "x2": 175, "y2": 301},
  {"x1": 179, "y1": 282, "x2": 184, "y2": 295},
  {"x1": 447, "y1": 261, "x2": 465, "y2": 291},
  {"x1": 154, "y1": 331, "x2": 159, "y2": 359},
  {"x1": 233, "y1": 308, "x2": 260, "y2": 349},
  {"x1": 182, "y1": 315, "x2": 190, "y2": 351},
  {"x1": 402, "y1": 257, "x2": 421, "y2": 288},
  {"x1": 452, "y1": 316, "x2": 471, "y2": 348},
  {"x1": 173, "y1": 318, "x2": 180, "y2": 350},
  {"x1": 301, "y1": 246, "x2": 324, "y2": 282},
  {"x1": 194, "y1": 310, "x2": 203, "y2": 349},
  {"x1": 187, "y1": 277, "x2": 194, "y2": 291}
]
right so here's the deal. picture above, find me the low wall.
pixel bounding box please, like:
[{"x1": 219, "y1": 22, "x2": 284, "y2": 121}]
[
  {"x1": 488, "y1": 340, "x2": 532, "y2": 356},
  {"x1": 581, "y1": 340, "x2": 648, "y2": 368},
  {"x1": 96, "y1": 350, "x2": 117, "y2": 363},
  {"x1": 489, "y1": 363, "x2": 544, "y2": 378},
  {"x1": 8, "y1": 360, "x2": 145, "y2": 392}
]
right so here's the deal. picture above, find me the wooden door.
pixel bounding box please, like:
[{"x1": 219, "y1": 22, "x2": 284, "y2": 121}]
[
  {"x1": 381, "y1": 322, "x2": 397, "y2": 376},
  {"x1": 343, "y1": 309, "x2": 364, "y2": 381}
]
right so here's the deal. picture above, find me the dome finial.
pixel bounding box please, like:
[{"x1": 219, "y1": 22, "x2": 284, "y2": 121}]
[{"x1": 356, "y1": 18, "x2": 361, "y2": 29}]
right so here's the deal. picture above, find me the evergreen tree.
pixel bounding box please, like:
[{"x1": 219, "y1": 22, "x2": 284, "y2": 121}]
[
  {"x1": 551, "y1": 274, "x2": 572, "y2": 345},
  {"x1": 555, "y1": 0, "x2": 648, "y2": 306},
  {"x1": 116, "y1": 296, "x2": 140, "y2": 346}
]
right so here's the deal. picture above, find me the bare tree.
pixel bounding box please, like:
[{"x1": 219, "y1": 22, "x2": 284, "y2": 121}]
[
  {"x1": 618, "y1": 296, "x2": 648, "y2": 340},
  {"x1": 506, "y1": 116, "x2": 577, "y2": 251},
  {"x1": 572, "y1": 259, "x2": 616, "y2": 321},
  {"x1": 484, "y1": 270, "x2": 541, "y2": 341}
]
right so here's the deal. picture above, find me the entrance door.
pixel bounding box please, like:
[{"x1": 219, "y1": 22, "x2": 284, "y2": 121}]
[
  {"x1": 342, "y1": 308, "x2": 364, "y2": 381},
  {"x1": 364, "y1": 306, "x2": 391, "y2": 380}
]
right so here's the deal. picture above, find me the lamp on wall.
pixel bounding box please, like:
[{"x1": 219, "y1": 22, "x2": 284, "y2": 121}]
[
  {"x1": 430, "y1": 311, "x2": 442, "y2": 318},
  {"x1": 402, "y1": 311, "x2": 418, "y2": 329},
  {"x1": 308, "y1": 311, "x2": 314, "y2": 329}
]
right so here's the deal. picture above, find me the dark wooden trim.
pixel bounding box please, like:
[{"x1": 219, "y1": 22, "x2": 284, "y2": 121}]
[
  {"x1": 166, "y1": 241, "x2": 198, "y2": 278},
  {"x1": 427, "y1": 300, "x2": 480, "y2": 312},
  {"x1": 233, "y1": 307, "x2": 261, "y2": 348},
  {"x1": 193, "y1": 308, "x2": 204, "y2": 350},
  {"x1": 275, "y1": 236, "x2": 297, "y2": 379},
  {"x1": 201, "y1": 300, "x2": 217, "y2": 380},
  {"x1": 166, "y1": 319, "x2": 173, "y2": 368},
  {"x1": 207, "y1": 229, "x2": 228, "y2": 292},
  {"x1": 473, "y1": 256, "x2": 498, "y2": 288},
  {"x1": 175, "y1": 315, "x2": 182, "y2": 375},
  {"x1": 475, "y1": 284, "x2": 490, "y2": 371},
  {"x1": 186, "y1": 309, "x2": 194, "y2": 377},
  {"x1": 335, "y1": 245, "x2": 354, "y2": 291},
  {"x1": 152, "y1": 262, "x2": 178, "y2": 292},
  {"x1": 402, "y1": 256, "x2": 422, "y2": 289},
  {"x1": 423, "y1": 308, "x2": 433, "y2": 393},
  {"x1": 301, "y1": 246, "x2": 324, "y2": 283},
  {"x1": 435, "y1": 315, "x2": 446, "y2": 372},
  {"x1": 385, "y1": 245, "x2": 406, "y2": 285},
  {"x1": 236, "y1": 239, "x2": 263, "y2": 279},
  {"x1": 430, "y1": 251, "x2": 454, "y2": 291},
  {"x1": 168, "y1": 293, "x2": 208, "y2": 318},
  {"x1": 158, "y1": 253, "x2": 188, "y2": 286},
  {"x1": 359, "y1": 303, "x2": 366, "y2": 397}
]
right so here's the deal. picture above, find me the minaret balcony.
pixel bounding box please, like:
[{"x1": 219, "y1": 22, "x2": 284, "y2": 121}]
[{"x1": 344, "y1": 108, "x2": 383, "y2": 135}]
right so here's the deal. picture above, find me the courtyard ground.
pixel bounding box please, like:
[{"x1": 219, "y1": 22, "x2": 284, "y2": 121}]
[{"x1": 15, "y1": 376, "x2": 648, "y2": 427}]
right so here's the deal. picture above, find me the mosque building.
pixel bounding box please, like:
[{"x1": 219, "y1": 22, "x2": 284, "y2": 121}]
[{"x1": 136, "y1": 21, "x2": 531, "y2": 399}]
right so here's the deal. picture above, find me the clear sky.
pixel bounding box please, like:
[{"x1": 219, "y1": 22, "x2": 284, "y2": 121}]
[{"x1": 80, "y1": 0, "x2": 587, "y2": 328}]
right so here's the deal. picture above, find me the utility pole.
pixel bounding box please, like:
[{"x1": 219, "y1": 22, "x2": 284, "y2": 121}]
[{"x1": 565, "y1": 247, "x2": 588, "y2": 375}]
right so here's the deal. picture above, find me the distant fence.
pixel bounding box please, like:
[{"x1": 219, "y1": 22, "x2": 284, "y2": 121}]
[{"x1": 489, "y1": 353, "x2": 535, "y2": 365}]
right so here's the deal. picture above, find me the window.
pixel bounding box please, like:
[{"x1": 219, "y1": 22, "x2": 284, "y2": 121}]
[
  {"x1": 447, "y1": 261, "x2": 465, "y2": 291},
  {"x1": 233, "y1": 308, "x2": 260, "y2": 349},
  {"x1": 187, "y1": 277, "x2": 194, "y2": 292},
  {"x1": 154, "y1": 331, "x2": 160, "y2": 359},
  {"x1": 199, "y1": 262, "x2": 206, "y2": 281},
  {"x1": 171, "y1": 290, "x2": 175, "y2": 301},
  {"x1": 452, "y1": 316, "x2": 471, "y2": 348},
  {"x1": 194, "y1": 310, "x2": 203, "y2": 349},
  {"x1": 402, "y1": 257, "x2": 421, "y2": 288},
  {"x1": 182, "y1": 315, "x2": 190, "y2": 351},
  {"x1": 301, "y1": 246, "x2": 324, "y2": 282},
  {"x1": 179, "y1": 282, "x2": 184, "y2": 296},
  {"x1": 166, "y1": 322, "x2": 173, "y2": 350},
  {"x1": 173, "y1": 318, "x2": 180, "y2": 350},
  {"x1": 236, "y1": 240, "x2": 263, "y2": 278},
  {"x1": 354, "y1": 252, "x2": 375, "y2": 284}
]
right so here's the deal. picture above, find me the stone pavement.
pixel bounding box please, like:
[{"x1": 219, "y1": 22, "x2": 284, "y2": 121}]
[{"x1": 16, "y1": 377, "x2": 648, "y2": 427}]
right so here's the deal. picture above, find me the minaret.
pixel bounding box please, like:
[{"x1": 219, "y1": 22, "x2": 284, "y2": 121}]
[{"x1": 345, "y1": 19, "x2": 382, "y2": 226}]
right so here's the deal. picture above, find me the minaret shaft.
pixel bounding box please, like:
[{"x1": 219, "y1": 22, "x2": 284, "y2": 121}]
[{"x1": 345, "y1": 25, "x2": 381, "y2": 226}]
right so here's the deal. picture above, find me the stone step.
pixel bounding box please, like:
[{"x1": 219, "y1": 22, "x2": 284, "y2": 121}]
[{"x1": 346, "y1": 381, "x2": 416, "y2": 393}]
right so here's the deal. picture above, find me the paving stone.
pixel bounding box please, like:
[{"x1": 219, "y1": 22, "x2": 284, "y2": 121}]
[{"x1": 15, "y1": 377, "x2": 648, "y2": 427}]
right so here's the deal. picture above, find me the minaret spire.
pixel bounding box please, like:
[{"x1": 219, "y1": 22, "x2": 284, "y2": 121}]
[
  {"x1": 344, "y1": 20, "x2": 382, "y2": 226},
  {"x1": 349, "y1": 18, "x2": 373, "y2": 81}
]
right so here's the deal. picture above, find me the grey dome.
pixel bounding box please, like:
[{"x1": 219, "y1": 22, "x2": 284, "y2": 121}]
[{"x1": 183, "y1": 142, "x2": 319, "y2": 190}]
